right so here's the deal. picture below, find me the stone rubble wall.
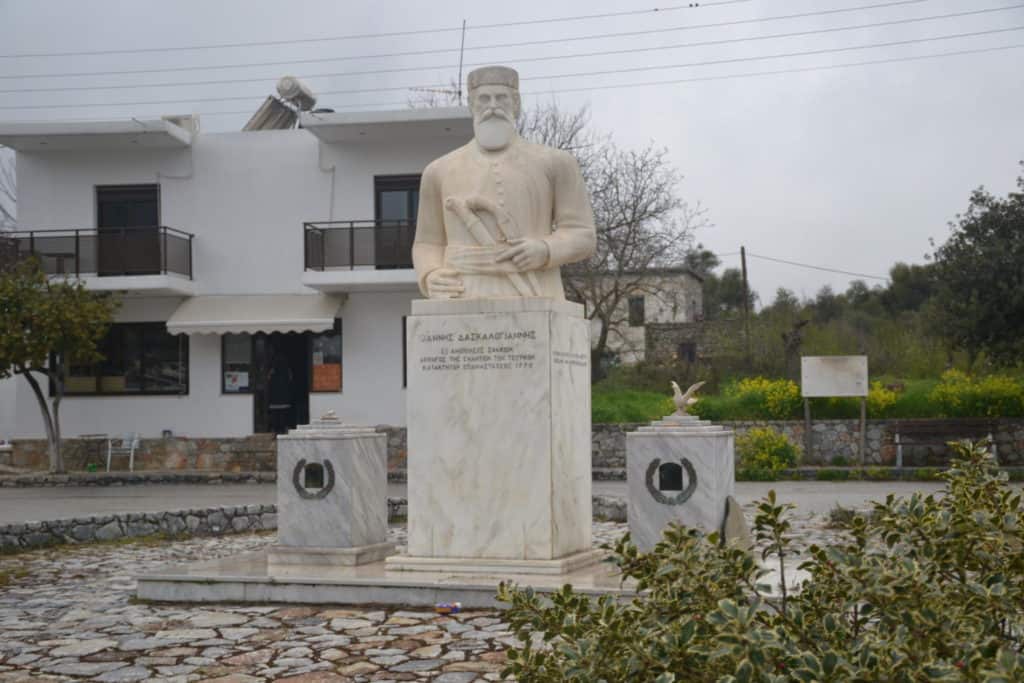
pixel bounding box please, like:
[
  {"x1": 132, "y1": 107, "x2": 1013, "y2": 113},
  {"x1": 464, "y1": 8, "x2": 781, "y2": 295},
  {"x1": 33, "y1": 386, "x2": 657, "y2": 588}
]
[
  {"x1": 7, "y1": 420, "x2": 1022, "y2": 475},
  {"x1": 591, "y1": 418, "x2": 1024, "y2": 467},
  {"x1": 0, "y1": 504, "x2": 279, "y2": 553},
  {"x1": 5, "y1": 434, "x2": 278, "y2": 472},
  {"x1": 0, "y1": 495, "x2": 627, "y2": 552},
  {"x1": 0, "y1": 471, "x2": 276, "y2": 487}
]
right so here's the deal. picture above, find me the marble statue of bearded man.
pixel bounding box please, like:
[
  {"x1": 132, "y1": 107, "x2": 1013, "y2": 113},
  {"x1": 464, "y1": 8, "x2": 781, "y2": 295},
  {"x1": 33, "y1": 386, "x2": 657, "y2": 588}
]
[{"x1": 412, "y1": 65, "x2": 597, "y2": 299}]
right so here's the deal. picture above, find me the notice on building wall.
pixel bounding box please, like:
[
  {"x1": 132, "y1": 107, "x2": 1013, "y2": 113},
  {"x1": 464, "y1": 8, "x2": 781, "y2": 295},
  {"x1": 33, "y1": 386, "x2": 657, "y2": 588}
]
[
  {"x1": 312, "y1": 363, "x2": 342, "y2": 392},
  {"x1": 224, "y1": 371, "x2": 249, "y2": 392}
]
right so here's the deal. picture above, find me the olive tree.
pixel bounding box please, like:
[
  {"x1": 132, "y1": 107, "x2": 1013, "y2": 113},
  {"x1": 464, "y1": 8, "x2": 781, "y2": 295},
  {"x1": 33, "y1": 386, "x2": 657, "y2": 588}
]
[{"x1": 0, "y1": 259, "x2": 117, "y2": 472}]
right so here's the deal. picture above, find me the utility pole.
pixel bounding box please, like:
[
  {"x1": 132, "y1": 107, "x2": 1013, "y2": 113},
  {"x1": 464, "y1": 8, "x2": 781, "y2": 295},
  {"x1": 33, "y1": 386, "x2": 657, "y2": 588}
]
[{"x1": 741, "y1": 245, "x2": 751, "y2": 366}]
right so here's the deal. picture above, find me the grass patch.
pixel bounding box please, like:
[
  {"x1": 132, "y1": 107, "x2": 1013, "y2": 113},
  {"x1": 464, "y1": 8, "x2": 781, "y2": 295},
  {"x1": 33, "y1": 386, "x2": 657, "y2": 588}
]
[{"x1": 592, "y1": 388, "x2": 672, "y2": 423}]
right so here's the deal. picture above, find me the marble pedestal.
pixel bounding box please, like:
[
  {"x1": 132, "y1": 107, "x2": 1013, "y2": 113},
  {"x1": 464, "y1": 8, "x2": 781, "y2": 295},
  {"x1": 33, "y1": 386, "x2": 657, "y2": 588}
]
[
  {"x1": 391, "y1": 298, "x2": 600, "y2": 574},
  {"x1": 269, "y1": 414, "x2": 394, "y2": 567},
  {"x1": 626, "y1": 414, "x2": 734, "y2": 552}
]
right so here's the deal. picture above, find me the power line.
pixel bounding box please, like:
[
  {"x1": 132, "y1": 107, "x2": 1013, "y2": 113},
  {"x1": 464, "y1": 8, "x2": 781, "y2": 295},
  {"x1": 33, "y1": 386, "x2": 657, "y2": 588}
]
[
  {"x1": 0, "y1": 0, "x2": 945, "y2": 81},
  {"x1": 4, "y1": 42, "x2": 1020, "y2": 122},
  {"x1": 515, "y1": 25, "x2": 1024, "y2": 85},
  {"x1": 1, "y1": 25, "x2": 1018, "y2": 111},
  {"x1": 0, "y1": 0, "x2": 750, "y2": 60},
  {"x1": 5, "y1": 4, "x2": 1019, "y2": 95},
  {"x1": 747, "y1": 252, "x2": 890, "y2": 281}
]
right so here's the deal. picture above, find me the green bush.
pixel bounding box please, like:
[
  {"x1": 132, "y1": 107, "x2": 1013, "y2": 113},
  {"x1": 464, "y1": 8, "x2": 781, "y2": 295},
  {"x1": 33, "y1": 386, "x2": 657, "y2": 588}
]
[
  {"x1": 930, "y1": 369, "x2": 1024, "y2": 418},
  {"x1": 735, "y1": 427, "x2": 800, "y2": 480},
  {"x1": 498, "y1": 441, "x2": 1024, "y2": 681},
  {"x1": 815, "y1": 468, "x2": 851, "y2": 481},
  {"x1": 692, "y1": 376, "x2": 801, "y2": 421}
]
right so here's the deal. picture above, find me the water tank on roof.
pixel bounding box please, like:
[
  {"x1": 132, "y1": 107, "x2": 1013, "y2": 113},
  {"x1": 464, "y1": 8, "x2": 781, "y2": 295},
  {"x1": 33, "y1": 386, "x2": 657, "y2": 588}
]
[{"x1": 277, "y1": 76, "x2": 317, "y2": 111}]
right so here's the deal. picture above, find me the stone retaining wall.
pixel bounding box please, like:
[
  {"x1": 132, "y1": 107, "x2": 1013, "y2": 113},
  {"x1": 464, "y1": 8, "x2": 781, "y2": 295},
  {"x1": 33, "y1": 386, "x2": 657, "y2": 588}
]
[
  {"x1": 6, "y1": 434, "x2": 278, "y2": 472},
  {"x1": 0, "y1": 504, "x2": 278, "y2": 553},
  {"x1": 0, "y1": 471, "x2": 276, "y2": 487},
  {"x1": 591, "y1": 418, "x2": 1024, "y2": 467},
  {"x1": 9, "y1": 419, "x2": 1023, "y2": 474},
  {"x1": 5, "y1": 427, "x2": 410, "y2": 474}
]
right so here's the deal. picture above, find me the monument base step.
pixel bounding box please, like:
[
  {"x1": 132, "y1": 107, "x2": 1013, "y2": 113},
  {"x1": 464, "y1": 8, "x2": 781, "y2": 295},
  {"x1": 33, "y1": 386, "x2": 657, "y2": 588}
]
[
  {"x1": 135, "y1": 549, "x2": 633, "y2": 609},
  {"x1": 384, "y1": 548, "x2": 606, "y2": 576},
  {"x1": 268, "y1": 542, "x2": 395, "y2": 567}
]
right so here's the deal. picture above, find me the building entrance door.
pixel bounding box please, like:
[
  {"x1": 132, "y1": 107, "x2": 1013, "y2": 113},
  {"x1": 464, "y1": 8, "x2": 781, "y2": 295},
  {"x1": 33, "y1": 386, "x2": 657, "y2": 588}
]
[{"x1": 252, "y1": 333, "x2": 310, "y2": 434}]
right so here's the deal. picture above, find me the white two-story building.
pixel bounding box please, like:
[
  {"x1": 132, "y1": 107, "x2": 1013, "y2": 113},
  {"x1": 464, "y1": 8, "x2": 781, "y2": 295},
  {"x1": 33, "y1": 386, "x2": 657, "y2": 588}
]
[{"x1": 0, "y1": 108, "x2": 472, "y2": 439}]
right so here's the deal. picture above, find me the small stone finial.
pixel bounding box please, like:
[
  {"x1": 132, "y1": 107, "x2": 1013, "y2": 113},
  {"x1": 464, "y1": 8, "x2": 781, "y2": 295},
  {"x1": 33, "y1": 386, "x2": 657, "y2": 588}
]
[
  {"x1": 320, "y1": 410, "x2": 340, "y2": 422},
  {"x1": 670, "y1": 380, "x2": 706, "y2": 416}
]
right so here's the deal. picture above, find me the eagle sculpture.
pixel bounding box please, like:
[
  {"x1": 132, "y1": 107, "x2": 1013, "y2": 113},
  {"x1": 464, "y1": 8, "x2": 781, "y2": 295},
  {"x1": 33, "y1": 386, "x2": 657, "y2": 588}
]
[{"x1": 670, "y1": 380, "x2": 706, "y2": 416}]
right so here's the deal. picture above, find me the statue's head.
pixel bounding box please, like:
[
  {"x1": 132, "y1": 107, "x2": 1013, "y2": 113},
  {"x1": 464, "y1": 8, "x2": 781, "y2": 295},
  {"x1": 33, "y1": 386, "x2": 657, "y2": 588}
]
[{"x1": 467, "y1": 65, "x2": 520, "y2": 151}]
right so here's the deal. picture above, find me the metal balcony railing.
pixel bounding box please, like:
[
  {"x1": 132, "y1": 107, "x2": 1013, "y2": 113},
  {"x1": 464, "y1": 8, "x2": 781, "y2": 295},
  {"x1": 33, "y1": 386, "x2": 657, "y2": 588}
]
[
  {"x1": 9, "y1": 226, "x2": 194, "y2": 279},
  {"x1": 304, "y1": 219, "x2": 415, "y2": 271}
]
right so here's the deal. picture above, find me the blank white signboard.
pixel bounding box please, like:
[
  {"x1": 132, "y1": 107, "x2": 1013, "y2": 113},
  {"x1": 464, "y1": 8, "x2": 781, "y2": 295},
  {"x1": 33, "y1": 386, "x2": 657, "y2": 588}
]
[{"x1": 801, "y1": 356, "x2": 868, "y2": 397}]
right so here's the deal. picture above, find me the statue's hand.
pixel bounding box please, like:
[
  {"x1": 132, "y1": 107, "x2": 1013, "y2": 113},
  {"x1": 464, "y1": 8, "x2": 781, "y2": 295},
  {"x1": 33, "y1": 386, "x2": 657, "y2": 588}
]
[
  {"x1": 425, "y1": 268, "x2": 464, "y2": 299},
  {"x1": 496, "y1": 238, "x2": 550, "y2": 272}
]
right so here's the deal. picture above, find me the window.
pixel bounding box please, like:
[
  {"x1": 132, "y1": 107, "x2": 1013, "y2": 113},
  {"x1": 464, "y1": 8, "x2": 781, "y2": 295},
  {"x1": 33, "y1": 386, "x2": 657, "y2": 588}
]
[
  {"x1": 310, "y1": 320, "x2": 342, "y2": 392},
  {"x1": 62, "y1": 323, "x2": 188, "y2": 395},
  {"x1": 96, "y1": 185, "x2": 161, "y2": 276},
  {"x1": 628, "y1": 296, "x2": 645, "y2": 327},
  {"x1": 222, "y1": 334, "x2": 253, "y2": 393},
  {"x1": 374, "y1": 175, "x2": 420, "y2": 269},
  {"x1": 678, "y1": 342, "x2": 697, "y2": 364}
]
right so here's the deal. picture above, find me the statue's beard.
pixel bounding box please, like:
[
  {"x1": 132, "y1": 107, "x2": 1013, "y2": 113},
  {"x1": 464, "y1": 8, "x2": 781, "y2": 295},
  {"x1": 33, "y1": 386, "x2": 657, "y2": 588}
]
[{"x1": 474, "y1": 111, "x2": 516, "y2": 150}]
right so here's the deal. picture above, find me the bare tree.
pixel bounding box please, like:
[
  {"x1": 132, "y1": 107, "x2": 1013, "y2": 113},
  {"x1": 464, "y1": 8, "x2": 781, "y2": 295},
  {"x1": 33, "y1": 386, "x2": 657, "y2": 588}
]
[
  {"x1": 0, "y1": 148, "x2": 14, "y2": 232},
  {"x1": 518, "y1": 104, "x2": 703, "y2": 373},
  {"x1": 564, "y1": 142, "x2": 704, "y2": 375}
]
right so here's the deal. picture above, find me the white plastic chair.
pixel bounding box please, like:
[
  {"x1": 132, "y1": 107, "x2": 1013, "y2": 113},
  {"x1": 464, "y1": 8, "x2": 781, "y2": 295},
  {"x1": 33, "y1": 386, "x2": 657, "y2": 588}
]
[{"x1": 106, "y1": 433, "x2": 139, "y2": 472}]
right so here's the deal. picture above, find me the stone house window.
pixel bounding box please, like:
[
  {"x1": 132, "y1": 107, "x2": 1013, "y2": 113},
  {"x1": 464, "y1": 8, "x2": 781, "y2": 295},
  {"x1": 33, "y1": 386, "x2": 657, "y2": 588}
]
[{"x1": 628, "y1": 296, "x2": 645, "y2": 327}]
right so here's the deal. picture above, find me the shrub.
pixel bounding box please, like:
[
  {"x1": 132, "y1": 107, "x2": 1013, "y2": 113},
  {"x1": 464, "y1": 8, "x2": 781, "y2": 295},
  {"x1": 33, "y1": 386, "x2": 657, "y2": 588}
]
[
  {"x1": 830, "y1": 454, "x2": 849, "y2": 467},
  {"x1": 815, "y1": 468, "x2": 851, "y2": 481},
  {"x1": 692, "y1": 376, "x2": 801, "y2": 421},
  {"x1": 735, "y1": 427, "x2": 800, "y2": 479},
  {"x1": 498, "y1": 441, "x2": 1024, "y2": 681},
  {"x1": 867, "y1": 380, "x2": 898, "y2": 416},
  {"x1": 929, "y1": 369, "x2": 1024, "y2": 417}
]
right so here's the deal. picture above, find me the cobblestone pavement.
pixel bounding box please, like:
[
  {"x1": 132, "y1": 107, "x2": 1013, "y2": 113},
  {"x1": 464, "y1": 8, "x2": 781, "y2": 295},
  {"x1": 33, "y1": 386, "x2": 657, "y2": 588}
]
[{"x1": 0, "y1": 512, "x2": 842, "y2": 682}]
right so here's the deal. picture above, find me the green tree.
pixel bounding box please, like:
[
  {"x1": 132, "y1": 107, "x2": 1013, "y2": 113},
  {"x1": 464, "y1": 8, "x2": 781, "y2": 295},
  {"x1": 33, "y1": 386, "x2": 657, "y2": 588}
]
[
  {"x1": 881, "y1": 262, "x2": 936, "y2": 315},
  {"x1": 932, "y1": 164, "x2": 1024, "y2": 365},
  {"x1": 0, "y1": 259, "x2": 117, "y2": 472}
]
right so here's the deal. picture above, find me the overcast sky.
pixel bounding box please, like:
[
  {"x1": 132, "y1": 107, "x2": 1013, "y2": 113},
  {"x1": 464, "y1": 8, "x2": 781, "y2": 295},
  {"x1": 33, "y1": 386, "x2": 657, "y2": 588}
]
[{"x1": 1, "y1": 0, "x2": 1021, "y2": 303}]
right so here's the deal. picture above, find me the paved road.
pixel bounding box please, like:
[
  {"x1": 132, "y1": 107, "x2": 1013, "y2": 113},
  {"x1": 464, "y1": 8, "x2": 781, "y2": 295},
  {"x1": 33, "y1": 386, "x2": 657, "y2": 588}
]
[{"x1": 0, "y1": 480, "x2": 973, "y2": 525}]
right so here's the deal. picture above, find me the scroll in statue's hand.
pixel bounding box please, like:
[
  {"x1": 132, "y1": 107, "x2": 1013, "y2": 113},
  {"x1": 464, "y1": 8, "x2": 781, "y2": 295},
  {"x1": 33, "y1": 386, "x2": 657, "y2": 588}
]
[
  {"x1": 496, "y1": 238, "x2": 550, "y2": 272},
  {"x1": 425, "y1": 268, "x2": 464, "y2": 298}
]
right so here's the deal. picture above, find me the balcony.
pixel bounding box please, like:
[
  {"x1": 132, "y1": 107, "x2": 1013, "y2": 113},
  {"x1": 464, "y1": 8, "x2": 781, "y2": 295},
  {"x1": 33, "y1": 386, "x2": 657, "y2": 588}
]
[
  {"x1": 301, "y1": 220, "x2": 418, "y2": 293},
  {"x1": 9, "y1": 226, "x2": 196, "y2": 296}
]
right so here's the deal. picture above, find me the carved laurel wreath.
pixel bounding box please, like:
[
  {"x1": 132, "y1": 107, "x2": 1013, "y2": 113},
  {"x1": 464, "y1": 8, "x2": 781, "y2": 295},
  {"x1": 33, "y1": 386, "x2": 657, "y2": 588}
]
[
  {"x1": 645, "y1": 457, "x2": 698, "y2": 505},
  {"x1": 292, "y1": 458, "x2": 336, "y2": 500}
]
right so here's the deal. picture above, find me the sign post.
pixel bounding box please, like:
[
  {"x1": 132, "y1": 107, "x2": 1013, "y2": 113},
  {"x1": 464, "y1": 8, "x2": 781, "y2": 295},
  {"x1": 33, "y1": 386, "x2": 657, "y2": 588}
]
[{"x1": 801, "y1": 356, "x2": 869, "y2": 464}]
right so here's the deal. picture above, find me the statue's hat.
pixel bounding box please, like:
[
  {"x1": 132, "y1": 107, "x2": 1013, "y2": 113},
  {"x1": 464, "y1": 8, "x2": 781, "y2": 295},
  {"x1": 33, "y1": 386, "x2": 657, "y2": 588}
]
[{"x1": 467, "y1": 65, "x2": 519, "y2": 91}]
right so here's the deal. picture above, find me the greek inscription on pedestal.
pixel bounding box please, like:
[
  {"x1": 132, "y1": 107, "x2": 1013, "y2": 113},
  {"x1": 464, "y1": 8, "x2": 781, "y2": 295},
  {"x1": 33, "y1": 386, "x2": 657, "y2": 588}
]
[{"x1": 417, "y1": 327, "x2": 539, "y2": 373}]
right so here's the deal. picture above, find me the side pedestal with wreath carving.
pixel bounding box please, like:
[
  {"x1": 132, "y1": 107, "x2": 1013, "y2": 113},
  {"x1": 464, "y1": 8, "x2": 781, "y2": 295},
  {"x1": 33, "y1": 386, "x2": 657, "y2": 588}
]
[
  {"x1": 269, "y1": 413, "x2": 394, "y2": 567},
  {"x1": 626, "y1": 414, "x2": 735, "y2": 552}
]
